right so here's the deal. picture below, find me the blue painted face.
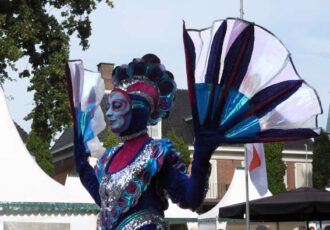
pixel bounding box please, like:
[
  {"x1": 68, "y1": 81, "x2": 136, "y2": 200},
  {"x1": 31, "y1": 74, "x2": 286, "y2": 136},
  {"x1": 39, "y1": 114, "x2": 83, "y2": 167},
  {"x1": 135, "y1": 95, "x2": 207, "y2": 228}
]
[{"x1": 106, "y1": 91, "x2": 132, "y2": 134}]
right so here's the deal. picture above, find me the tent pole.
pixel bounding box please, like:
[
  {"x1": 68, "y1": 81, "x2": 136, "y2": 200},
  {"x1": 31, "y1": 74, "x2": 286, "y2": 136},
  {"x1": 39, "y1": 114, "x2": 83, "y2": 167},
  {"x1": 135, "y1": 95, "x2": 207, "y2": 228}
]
[{"x1": 244, "y1": 146, "x2": 250, "y2": 230}]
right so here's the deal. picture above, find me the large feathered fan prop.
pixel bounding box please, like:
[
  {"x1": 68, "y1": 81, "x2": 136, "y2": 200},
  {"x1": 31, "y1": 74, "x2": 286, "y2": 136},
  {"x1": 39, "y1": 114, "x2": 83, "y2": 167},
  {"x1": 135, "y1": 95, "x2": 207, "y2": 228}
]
[
  {"x1": 183, "y1": 18, "x2": 322, "y2": 144},
  {"x1": 66, "y1": 60, "x2": 106, "y2": 155}
]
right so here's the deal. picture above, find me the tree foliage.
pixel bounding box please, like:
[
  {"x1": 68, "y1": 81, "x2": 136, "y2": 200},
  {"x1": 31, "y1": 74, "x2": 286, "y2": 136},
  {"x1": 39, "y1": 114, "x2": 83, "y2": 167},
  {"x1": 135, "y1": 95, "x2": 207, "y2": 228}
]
[
  {"x1": 1, "y1": 0, "x2": 112, "y2": 83},
  {"x1": 26, "y1": 130, "x2": 54, "y2": 176},
  {"x1": 313, "y1": 131, "x2": 330, "y2": 189},
  {"x1": 264, "y1": 142, "x2": 286, "y2": 194},
  {"x1": 166, "y1": 129, "x2": 191, "y2": 166},
  {"x1": 1, "y1": 0, "x2": 113, "y2": 174},
  {"x1": 1, "y1": 0, "x2": 113, "y2": 140},
  {"x1": 102, "y1": 129, "x2": 119, "y2": 149}
]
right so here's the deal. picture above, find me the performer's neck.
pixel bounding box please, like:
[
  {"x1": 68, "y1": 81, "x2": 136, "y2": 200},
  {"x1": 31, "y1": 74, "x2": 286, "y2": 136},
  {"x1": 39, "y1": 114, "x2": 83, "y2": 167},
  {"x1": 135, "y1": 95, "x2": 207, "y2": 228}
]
[{"x1": 118, "y1": 128, "x2": 148, "y2": 142}]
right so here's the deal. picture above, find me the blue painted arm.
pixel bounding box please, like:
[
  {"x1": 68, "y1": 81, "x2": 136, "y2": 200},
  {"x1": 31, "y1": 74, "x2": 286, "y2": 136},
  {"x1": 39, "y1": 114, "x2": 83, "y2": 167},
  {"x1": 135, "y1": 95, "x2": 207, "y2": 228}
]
[
  {"x1": 159, "y1": 141, "x2": 216, "y2": 211},
  {"x1": 160, "y1": 160, "x2": 211, "y2": 211},
  {"x1": 73, "y1": 129, "x2": 101, "y2": 206},
  {"x1": 78, "y1": 162, "x2": 101, "y2": 206}
]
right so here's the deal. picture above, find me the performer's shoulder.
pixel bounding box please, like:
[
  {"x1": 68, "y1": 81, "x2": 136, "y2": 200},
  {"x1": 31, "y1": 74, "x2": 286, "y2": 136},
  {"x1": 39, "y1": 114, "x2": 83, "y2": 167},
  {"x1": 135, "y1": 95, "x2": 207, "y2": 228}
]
[
  {"x1": 94, "y1": 144, "x2": 122, "y2": 181},
  {"x1": 151, "y1": 138, "x2": 175, "y2": 154},
  {"x1": 152, "y1": 138, "x2": 172, "y2": 146},
  {"x1": 152, "y1": 138, "x2": 187, "y2": 174},
  {"x1": 99, "y1": 144, "x2": 122, "y2": 161}
]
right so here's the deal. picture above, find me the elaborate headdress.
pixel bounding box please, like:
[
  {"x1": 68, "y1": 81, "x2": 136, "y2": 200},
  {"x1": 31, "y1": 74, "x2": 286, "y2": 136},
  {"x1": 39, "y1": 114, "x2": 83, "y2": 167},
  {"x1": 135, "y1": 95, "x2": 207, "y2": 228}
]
[{"x1": 111, "y1": 54, "x2": 176, "y2": 125}]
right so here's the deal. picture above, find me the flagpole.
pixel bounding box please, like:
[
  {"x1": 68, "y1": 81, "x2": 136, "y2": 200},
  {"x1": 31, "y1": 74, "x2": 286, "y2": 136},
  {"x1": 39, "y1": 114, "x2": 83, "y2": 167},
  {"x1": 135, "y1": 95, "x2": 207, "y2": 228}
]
[
  {"x1": 241, "y1": 1, "x2": 249, "y2": 227},
  {"x1": 244, "y1": 145, "x2": 250, "y2": 230},
  {"x1": 240, "y1": 0, "x2": 244, "y2": 19},
  {"x1": 240, "y1": 0, "x2": 250, "y2": 226}
]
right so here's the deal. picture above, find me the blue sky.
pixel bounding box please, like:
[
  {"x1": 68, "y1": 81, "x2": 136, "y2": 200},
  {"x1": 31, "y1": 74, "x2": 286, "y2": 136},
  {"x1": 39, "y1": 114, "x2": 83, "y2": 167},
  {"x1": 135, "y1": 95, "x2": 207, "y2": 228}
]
[{"x1": 4, "y1": 0, "x2": 330, "y2": 132}]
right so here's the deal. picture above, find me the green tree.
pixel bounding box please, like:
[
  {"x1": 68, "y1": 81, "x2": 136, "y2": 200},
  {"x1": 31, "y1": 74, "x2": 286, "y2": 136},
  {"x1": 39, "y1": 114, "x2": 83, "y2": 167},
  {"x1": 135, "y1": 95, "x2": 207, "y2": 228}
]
[
  {"x1": 264, "y1": 142, "x2": 286, "y2": 194},
  {"x1": 166, "y1": 129, "x2": 191, "y2": 166},
  {"x1": 313, "y1": 131, "x2": 330, "y2": 189},
  {"x1": 26, "y1": 130, "x2": 54, "y2": 176},
  {"x1": 1, "y1": 0, "x2": 113, "y2": 83},
  {"x1": 0, "y1": 0, "x2": 113, "y2": 174},
  {"x1": 102, "y1": 129, "x2": 119, "y2": 149}
]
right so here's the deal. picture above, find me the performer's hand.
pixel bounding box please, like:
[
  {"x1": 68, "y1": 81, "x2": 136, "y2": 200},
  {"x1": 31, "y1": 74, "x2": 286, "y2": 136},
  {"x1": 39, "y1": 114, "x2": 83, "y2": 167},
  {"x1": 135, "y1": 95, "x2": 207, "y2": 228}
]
[
  {"x1": 73, "y1": 127, "x2": 90, "y2": 173},
  {"x1": 193, "y1": 136, "x2": 218, "y2": 167}
]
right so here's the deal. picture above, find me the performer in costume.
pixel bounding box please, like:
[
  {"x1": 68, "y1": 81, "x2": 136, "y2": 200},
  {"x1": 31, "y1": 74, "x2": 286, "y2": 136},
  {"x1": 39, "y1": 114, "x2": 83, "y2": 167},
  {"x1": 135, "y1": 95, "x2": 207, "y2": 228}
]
[
  {"x1": 66, "y1": 18, "x2": 322, "y2": 230},
  {"x1": 66, "y1": 54, "x2": 215, "y2": 230}
]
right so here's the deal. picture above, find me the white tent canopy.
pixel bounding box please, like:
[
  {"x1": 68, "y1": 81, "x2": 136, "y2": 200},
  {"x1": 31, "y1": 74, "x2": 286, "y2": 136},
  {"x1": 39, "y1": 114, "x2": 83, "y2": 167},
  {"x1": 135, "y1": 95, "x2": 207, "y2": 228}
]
[
  {"x1": 198, "y1": 167, "x2": 272, "y2": 229},
  {"x1": 65, "y1": 174, "x2": 95, "y2": 203},
  {"x1": 0, "y1": 87, "x2": 89, "y2": 203},
  {"x1": 165, "y1": 201, "x2": 198, "y2": 230},
  {"x1": 0, "y1": 87, "x2": 98, "y2": 230},
  {"x1": 165, "y1": 200, "x2": 198, "y2": 222}
]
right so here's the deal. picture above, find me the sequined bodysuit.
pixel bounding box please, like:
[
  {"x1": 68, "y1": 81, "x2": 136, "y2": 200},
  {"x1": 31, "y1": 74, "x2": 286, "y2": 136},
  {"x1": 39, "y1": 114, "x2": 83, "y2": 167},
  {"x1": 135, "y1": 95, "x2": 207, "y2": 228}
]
[{"x1": 79, "y1": 136, "x2": 211, "y2": 230}]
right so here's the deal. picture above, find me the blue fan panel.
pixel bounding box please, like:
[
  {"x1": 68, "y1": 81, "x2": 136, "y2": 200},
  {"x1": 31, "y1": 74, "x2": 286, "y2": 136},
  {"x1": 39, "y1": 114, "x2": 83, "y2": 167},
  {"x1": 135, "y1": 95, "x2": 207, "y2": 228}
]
[
  {"x1": 195, "y1": 83, "x2": 262, "y2": 139},
  {"x1": 225, "y1": 116, "x2": 260, "y2": 139},
  {"x1": 195, "y1": 83, "x2": 213, "y2": 124},
  {"x1": 220, "y1": 89, "x2": 251, "y2": 126}
]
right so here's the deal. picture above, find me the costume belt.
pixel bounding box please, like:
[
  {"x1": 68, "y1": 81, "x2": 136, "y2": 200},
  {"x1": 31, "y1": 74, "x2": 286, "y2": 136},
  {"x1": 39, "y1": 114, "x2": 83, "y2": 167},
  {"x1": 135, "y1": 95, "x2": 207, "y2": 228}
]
[
  {"x1": 115, "y1": 209, "x2": 167, "y2": 230},
  {"x1": 97, "y1": 209, "x2": 167, "y2": 230}
]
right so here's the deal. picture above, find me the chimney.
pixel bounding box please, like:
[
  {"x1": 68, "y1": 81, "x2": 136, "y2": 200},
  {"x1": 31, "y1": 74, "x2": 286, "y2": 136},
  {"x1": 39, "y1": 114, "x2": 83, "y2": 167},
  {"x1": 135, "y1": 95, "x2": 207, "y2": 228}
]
[{"x1": 97, "y1": 63, "x2": 115, "y2": 91}]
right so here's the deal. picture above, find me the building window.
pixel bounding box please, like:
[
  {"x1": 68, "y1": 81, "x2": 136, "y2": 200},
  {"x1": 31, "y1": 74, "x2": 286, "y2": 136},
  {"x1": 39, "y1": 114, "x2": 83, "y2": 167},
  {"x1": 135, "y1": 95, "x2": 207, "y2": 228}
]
[
  {"x1": 147, "y1": 121, "x2": 162, "y2": 139},
  {"x1": 205, "y1": 160, "x2": 218, "y2": 199},
  {"x1": 283, "y1": 163, "x2": 288, "y2": 189},
  {"x1": 295, "y1": 162, "x2": 312, "y2": 188}
]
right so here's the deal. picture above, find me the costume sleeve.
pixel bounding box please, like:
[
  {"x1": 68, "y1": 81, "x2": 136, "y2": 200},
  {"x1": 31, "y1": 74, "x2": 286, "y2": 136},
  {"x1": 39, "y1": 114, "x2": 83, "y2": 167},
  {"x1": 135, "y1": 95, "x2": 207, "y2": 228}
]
[
  {"x1": 158, "y1": 141, "x2": 212, "y2": 211},
  {"x1": 73, "y1": 130, "x2": 101, "y2": 206},
  {"x1": 66, "y1": 60, "x2": 107, "y2": 207},
  {"x1": 78, "y1": 160, "x2": 101, "y2": 207}
]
